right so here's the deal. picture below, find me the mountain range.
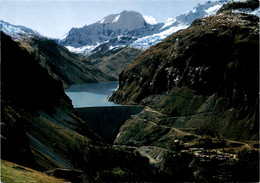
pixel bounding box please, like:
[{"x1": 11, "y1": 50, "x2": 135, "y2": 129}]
[
  {"x1": 56, "y1": 0, "x2": 236, "y2": 79},
  {"x1": 60, "y1": 0, "x2": 230, "y2": 55},
  {"x1": 3, "y1": 0, "x2": 256, "y2": 80}
]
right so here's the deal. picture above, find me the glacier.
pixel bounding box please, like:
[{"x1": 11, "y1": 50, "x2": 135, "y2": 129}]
[
  {"x1": 131, "y1": 24, "x2": 188, "y2": 49},
  {"x1": 131, "y1": 0, "x2": 229, "y2": 50}
]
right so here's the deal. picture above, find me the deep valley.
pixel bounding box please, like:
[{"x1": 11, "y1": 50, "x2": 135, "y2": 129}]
[{"x1": 1, "y1": 0, "x2": 259, "y2": 182}]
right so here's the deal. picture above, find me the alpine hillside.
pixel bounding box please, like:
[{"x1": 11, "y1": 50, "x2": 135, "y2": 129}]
[
  {"x1": 0, "y1": 21, "x2": 116, "y2": 88},
  {"x1": 87, "y1": 45, "x2": 142, "y2": 79},
  {"x1": 109, "y1": 0, "x2": 259, "y2": 149},
  {"x1": 107, "y1": 1, "x2": 259, "y2": 181}
]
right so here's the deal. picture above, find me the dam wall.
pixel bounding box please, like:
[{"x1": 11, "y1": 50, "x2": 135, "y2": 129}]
[{"x1": 76, "y1": 106, "x2": 144, "y2": 143}]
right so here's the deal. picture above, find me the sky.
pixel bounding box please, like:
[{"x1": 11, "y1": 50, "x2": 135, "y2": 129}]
[{"x1": 0, "y1": 0, "x2": 209, "y2": 38}]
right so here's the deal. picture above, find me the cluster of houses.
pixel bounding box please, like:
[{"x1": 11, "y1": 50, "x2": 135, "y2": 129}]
[{"x1": 181, "y1": 148, "x2": 237, "y2": 162}]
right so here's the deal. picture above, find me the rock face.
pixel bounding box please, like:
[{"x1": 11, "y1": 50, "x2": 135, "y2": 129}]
[
  {"x1": 109, "y1": 11, "x2": 259, "y2": 140},
  {"x1": 60, "y1": 10, "x2": 163, "y2": 48},
  {"x1": 218, "y1": 0, "x2": 259, "y2": 13}
]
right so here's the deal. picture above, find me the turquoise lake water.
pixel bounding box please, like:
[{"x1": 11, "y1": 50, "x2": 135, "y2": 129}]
[{"x1": 65, "y1": 81, "x2": 120, "y2": 107}]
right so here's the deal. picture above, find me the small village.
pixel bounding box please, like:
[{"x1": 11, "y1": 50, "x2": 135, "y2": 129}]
[{"x1": 181, "y1": 148, "x2": 237, "y2": 162}]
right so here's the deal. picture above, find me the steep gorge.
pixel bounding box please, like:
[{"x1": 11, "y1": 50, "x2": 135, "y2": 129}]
[{"x1": 1, "y1": 32, "x2": 166, "y2": 182}]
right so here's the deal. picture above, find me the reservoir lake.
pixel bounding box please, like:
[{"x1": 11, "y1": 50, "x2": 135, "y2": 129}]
[{"x1": 65, "y1": 81, "x2": 120, "y2": 107}]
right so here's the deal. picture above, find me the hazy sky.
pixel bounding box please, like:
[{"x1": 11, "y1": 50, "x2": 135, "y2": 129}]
[{"x1": 1, "y1": 0, "x2": 209, "y2": 38}]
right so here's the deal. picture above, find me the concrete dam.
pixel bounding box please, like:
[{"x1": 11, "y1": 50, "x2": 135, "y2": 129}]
[{"x1": 76, "y1": 106, "x2": 144, "y2": 143}]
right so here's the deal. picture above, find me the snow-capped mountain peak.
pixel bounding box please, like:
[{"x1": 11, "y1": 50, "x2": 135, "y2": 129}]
[
  {"x1": 60, "y1": 0, "x2": 248, "y2": 54},
  {"x1": 98, "y1": 10, "x2": 146, "y2": 27},
  {"x1": 59, "y1": 10, "x2": 162, "y2": 49},
  {"x1": 205, "y1": 4, "x2": 223, "y2": 15}
]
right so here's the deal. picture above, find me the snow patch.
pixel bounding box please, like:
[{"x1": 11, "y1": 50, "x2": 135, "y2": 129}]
[
  {"x1": 60, "y1": 32, "x2": 68, "y2": 41},
  {"x1": 132, "y1": 23, "x2": 188, "y2": 49},
  {"x1": 250, "y1": 7, "x2": 260, "y2": 17},
  {"x1": 205, "y1": 4, "x2": 223, "y2": 15},
  {"x1": 109, "y1": 45, "x2": 125, "y2": 51},
  {"x1": 143, "y1": 15, "x2": 158, "y2": 25},
  {"x1": 160, "y1": 18, "x2": 176, "y2": 30},
  {"x1": 112, "y1": 15, "x2": 120, "y2": 23},
  {"x1": 233, "y1": 0, "x2": 247, "y2": 2},
  {"x1": 1, "y1": 23, "x2": 26, "y2": 35},
  {"x1": 233, "y1": 7, "x2": 260, "y2": 17},
  {"x1": 100, "y1": 18, "x2": 105, "y2": 24},
  {"x1": 192, "y1": 8, "x2": 197, "y2": 13},
  {"x1": 66, "y1": 44, "x2": 99, "y2": 55}
]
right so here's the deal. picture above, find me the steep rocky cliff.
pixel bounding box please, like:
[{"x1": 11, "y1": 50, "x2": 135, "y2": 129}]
[{"x1": 109, "y1": 11, "x2": 259, "y2": 140}]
